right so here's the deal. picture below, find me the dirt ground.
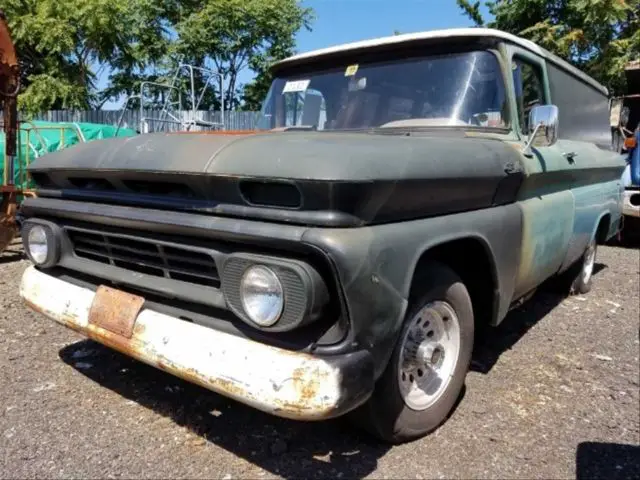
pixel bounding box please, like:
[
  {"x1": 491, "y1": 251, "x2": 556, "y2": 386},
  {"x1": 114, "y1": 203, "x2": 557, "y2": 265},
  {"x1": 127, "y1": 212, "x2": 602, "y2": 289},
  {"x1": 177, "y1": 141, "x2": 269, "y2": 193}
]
[{"x1": 1, "y1": 239, "x2": 638, "y2": 479}]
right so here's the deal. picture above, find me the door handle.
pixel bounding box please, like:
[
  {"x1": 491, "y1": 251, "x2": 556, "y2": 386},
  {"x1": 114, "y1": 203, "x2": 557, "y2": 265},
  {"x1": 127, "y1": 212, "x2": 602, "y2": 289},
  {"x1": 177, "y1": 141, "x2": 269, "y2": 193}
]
[{"x1": 563, "y1": 151, "x2": 577, "y2": 164}]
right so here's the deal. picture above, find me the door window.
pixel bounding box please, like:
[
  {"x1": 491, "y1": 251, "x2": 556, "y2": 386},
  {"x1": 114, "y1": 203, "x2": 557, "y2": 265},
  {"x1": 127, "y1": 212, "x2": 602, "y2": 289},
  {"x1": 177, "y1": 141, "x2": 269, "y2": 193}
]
[{"x1": 513, "y1": 58, "x2": 546, "y2": 134}]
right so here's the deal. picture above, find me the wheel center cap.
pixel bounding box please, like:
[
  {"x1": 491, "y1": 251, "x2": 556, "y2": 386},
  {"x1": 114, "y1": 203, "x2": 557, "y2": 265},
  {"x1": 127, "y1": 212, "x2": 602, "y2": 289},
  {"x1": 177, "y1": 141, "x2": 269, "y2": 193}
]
[
  {"x1": 423, "y1": 343, "x2": 445, "y2": 369},
  {"x1": 405, "y1": 339, "x2": 445, "y2": 370}
]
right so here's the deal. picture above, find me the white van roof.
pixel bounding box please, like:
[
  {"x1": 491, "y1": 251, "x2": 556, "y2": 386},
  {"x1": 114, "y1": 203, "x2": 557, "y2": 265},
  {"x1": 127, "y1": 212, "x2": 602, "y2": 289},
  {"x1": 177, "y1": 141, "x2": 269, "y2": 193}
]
[{"x1": 274, "y1": 27, "x2": 607, "y2": 95}]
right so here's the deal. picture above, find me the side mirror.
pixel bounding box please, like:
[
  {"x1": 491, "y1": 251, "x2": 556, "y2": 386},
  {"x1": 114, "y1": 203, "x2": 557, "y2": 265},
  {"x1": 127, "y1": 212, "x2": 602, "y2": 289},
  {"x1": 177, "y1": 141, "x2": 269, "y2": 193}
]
[{"x1": 523, "y1": 105, "x2": 559, "y2": 156}]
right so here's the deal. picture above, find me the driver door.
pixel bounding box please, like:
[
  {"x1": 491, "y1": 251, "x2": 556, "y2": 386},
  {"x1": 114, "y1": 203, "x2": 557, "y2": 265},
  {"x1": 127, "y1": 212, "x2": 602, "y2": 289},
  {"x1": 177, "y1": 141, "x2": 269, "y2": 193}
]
[{"x1": 509, "y1": 49, "x2": 575, "y2": 298}]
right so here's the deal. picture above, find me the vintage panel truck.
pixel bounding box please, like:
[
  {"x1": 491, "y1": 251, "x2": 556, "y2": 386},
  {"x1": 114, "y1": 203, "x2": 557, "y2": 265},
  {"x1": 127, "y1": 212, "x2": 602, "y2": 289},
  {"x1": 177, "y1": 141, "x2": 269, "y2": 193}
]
[{"x1": 18, "y1": 28, "x2": 625, "y2": 443}]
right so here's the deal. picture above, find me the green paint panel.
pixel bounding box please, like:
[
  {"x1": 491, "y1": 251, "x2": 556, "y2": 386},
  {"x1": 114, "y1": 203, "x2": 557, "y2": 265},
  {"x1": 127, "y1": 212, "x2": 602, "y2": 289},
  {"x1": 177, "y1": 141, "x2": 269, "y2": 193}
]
[{"x1": 515, "y1": 191, "x2": 574, "y2": 297}]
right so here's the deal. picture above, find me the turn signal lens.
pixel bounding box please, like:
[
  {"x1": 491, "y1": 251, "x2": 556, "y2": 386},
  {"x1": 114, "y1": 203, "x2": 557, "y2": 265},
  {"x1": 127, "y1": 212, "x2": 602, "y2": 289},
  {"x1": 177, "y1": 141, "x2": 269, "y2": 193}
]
[{"x1": 624, "y1": 136, "x2": 637, "y2": 150}]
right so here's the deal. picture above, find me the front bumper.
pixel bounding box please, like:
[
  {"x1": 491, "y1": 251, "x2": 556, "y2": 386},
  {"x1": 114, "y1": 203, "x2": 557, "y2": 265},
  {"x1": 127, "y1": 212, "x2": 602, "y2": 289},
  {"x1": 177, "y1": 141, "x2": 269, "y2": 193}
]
[
  {"x1": 20, "y1": 266, "x2": 373, "y2": 420},
  {"x1": 623, "y1": 190, "x2": 640, "y2": 218}
]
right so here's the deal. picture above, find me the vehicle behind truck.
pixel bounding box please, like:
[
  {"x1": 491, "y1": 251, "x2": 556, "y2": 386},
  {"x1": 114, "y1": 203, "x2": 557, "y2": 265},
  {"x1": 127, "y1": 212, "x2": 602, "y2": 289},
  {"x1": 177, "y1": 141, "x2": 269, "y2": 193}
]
[
  {"x1": 611, "y1": 60, "x2": 640, "y2": 239},
  {"x1": 620, "y1": 128, "x2": 640, "y2": 239},
  {"x1": 610, "y1": 60, "x2": 640, "y2": 153},
  {"x1": 18, "y1": 28, "x2": 625, "y2": 444}
]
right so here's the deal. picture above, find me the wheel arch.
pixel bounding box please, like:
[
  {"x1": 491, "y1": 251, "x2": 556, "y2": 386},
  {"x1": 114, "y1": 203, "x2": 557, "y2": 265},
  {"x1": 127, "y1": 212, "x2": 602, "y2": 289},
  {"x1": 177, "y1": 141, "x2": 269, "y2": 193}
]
[
  {"x1": 593, "y1": 211, "x2": 612, "y2": 244},
  {"x1": 406, "y1": 234, "x2": 501, "y2": 327}
]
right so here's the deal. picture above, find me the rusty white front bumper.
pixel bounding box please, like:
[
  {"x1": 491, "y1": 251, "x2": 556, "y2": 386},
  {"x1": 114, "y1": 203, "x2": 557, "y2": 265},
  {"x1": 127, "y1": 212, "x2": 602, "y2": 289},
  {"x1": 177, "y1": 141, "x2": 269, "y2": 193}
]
[
  {"x1": 623, "y1": 190, "x2": 640, "y2": 218},
  {"x1": 20, "y1": 266, "x2": 372, "y2": 420}
]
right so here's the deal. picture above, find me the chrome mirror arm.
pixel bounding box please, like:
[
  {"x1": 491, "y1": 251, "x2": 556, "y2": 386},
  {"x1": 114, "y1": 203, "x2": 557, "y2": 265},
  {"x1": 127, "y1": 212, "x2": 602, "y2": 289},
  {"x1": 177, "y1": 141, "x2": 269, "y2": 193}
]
[
  {"x1": 522, "y1": 104, "x2": 560, "y2": 157},
  {"x1": 523, "y1": 122, "x2": 543, "y2": 157}
]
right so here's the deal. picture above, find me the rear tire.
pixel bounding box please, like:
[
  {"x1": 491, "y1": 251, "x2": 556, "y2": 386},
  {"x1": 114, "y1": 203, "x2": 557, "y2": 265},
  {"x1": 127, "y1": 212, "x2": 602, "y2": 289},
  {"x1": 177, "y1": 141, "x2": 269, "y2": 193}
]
[
  {"x1": 349, "y1": 262, "x2": 474, "y2": 444},
  {"x1": 552, "y1": 237, "x2": 597, "y2": 295}
]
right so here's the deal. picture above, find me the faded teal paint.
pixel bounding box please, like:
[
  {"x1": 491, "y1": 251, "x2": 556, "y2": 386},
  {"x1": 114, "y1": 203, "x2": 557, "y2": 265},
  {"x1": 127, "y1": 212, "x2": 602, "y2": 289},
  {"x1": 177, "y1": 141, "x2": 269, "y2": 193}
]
[
  {"x1": 502, "y1": 41, "x2": 626, "y2": 297},
  {"x1": 513, "y1": 142, "x2": 624, "y2": 296},
  {"x1": 514, "y1": 192, "x2": 574, "y2": 298},
  {"x1": 511, "y1": 130, "x2": 577, "y2": 298},
  {"x1": 554, "y1": 141, "x2": 624, "y2": 270},
  {"x1": 561, "y1": 178, "x2": 623, "y2": 270}
]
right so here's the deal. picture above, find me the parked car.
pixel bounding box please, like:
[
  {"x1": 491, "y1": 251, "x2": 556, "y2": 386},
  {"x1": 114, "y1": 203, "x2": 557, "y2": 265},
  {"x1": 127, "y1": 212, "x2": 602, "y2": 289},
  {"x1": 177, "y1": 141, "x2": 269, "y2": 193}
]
[
  {"x1": 621, "y1": 127, "x2": 640, "y2": 240},
  {"x1": 18, "y1": 28, "x2": 625, "y2": 444},
  {"x1": 610, "y1": 60, "x2": 640, "y2": 153},
  {"x1": 609, "y1": 60, "x2": 640, "y2": 241}
]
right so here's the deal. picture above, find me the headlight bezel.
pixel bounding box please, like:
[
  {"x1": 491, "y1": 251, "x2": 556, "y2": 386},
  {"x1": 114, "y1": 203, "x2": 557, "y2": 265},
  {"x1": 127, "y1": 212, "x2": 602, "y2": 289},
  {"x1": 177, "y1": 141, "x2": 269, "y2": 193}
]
[
  {"x1": 222, "y1": 253, "x2": 329, "y2": 332},
  {"x1": 22, "y1": 220, "x2": 61, "y2": 268}
]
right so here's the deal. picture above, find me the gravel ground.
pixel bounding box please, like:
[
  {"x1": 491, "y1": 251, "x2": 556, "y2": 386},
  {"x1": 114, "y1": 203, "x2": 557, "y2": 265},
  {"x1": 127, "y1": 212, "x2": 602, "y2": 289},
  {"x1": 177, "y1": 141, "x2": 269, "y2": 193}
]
[{"x1": 1, "y1": 239, "x2": 638, "y2": 479}]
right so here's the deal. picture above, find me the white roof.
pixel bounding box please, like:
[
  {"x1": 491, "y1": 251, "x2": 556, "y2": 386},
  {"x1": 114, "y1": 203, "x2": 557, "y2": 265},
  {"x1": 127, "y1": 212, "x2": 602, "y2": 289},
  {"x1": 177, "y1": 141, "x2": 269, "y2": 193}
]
[{"x1": 274, "y1": 27, "x2": 607, "y2": 95}]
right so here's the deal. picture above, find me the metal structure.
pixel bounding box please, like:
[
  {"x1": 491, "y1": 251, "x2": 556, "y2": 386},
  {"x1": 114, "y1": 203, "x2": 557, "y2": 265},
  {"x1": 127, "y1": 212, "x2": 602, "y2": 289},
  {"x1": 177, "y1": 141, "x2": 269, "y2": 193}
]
[
  {"x1": 4, "y1": 121, "x2": 85, "y2": 187},
  {"x1": 610, "y1": 60, "x2": 640, "y2": 152},
  {"x1": 0, "y1": 9, "x2": 21, "y2": 253},
  {"x1": 116, "y1": 62, "x2": 225, "y2": 135}
]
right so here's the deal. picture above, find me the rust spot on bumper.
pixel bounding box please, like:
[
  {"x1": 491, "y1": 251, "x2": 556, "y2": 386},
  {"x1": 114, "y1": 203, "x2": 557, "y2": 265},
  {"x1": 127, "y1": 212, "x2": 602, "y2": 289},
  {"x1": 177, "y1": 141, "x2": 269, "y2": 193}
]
[
  {"x1": 20, "y1": 266, "x2": 374, "y2": 421},
  {"x1": 87, "y1": 286, "x2": 144, "y2": 339}
]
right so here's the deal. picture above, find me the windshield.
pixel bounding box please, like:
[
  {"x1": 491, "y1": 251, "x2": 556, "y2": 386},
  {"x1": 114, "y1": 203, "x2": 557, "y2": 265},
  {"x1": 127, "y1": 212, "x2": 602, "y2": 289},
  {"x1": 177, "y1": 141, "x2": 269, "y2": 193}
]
[{"x1": 257, "y1": 50, "x2": 509, "y2": 131}]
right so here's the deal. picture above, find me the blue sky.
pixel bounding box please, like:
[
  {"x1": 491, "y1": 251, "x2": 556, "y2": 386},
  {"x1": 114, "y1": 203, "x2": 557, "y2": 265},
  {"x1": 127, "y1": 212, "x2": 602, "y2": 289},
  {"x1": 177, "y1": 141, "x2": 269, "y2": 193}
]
[
  {"x1": 101, "y1": 0, "x2": 491, "y2": 109},
  {"x1": 296, "y1": 0, "x2": 487, "y2": 52}
]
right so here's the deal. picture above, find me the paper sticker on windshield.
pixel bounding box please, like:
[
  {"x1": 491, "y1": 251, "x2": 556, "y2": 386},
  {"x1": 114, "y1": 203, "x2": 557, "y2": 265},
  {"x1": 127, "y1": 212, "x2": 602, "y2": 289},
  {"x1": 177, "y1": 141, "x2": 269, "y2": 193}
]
[
  {"x1": 348, "y1": 77, "x2": 367, "y2": 92},
  {"x1": 344, "y1": 64, "x2": 359, "y2": 76},
  {"x1": 282, "y1": 79, "x2": 310, "y2": 93}
]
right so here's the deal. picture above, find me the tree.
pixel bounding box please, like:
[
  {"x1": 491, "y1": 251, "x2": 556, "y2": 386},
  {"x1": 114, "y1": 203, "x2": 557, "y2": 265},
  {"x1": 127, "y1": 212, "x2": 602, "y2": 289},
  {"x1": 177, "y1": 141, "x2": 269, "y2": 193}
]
[
  {"x1": 2, "y1": 0, "x2": 173, "y2": 114},
  {"x1": 97, "y1": 0, "x2": 182, "y2": 109},
  {"x1": 173, "y1": 0, "x2": 313, "y2": 110},
  {"x1": 3, "y1": 0, "x2": 313, "y2": 114},
  {"x1": 457, "y1": 0, "x2": 640, "y2": 95}
]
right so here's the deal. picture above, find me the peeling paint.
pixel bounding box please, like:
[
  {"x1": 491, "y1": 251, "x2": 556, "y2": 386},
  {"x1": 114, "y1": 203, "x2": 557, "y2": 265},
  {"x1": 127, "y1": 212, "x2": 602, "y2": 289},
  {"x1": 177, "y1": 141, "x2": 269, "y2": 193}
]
[{"x1": 20, "y1": 266, "x2": 349, "y2": 421}]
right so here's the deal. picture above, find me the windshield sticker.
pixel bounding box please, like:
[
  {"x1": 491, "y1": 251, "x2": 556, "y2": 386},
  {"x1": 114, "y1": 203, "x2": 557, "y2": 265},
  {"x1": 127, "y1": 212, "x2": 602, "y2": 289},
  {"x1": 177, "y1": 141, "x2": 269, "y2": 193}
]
[
  {"x1": 348, "y1": 77, "x2": 367, "y2": 92},
  {"x1": 345, "y1": 64, "x2": 359, "y2": 76},
  {"x1": 282, "y1": 79, "x2": 310, "y2": 93}
]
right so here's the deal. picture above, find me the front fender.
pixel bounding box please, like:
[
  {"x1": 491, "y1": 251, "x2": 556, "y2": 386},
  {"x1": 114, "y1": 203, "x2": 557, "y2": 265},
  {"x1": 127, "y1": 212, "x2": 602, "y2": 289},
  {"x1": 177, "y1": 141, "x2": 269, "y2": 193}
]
[{"x1": 303, "y1": 203, "x2": 523, "y2": 377}]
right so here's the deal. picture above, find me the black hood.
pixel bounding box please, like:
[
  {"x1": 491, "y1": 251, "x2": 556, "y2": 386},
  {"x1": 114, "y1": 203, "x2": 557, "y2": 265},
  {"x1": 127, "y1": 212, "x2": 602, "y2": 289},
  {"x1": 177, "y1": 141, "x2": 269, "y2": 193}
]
[
  {"x1": 28, "y1": 130, "x2": 526, "y2": 227},
  {"x1": 29, "y1": 130, "x2": 522, "y2": 180}
]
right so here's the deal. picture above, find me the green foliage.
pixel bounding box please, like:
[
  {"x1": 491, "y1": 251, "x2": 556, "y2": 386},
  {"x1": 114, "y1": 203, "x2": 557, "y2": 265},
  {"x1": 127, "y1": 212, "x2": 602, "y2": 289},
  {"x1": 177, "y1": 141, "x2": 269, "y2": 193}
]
[
  {"x1": 457, "y1": 0, "x2": 640, "y2": 95},
  {"x1": 173, "y1": 0, "x2": 313, "y2": 111},
  {"x1": 3, "y1": 0, "x2": 312, "y2": 114},
  {"x1": 3, "y1": 0, "x2": 172, "y2": 115}
]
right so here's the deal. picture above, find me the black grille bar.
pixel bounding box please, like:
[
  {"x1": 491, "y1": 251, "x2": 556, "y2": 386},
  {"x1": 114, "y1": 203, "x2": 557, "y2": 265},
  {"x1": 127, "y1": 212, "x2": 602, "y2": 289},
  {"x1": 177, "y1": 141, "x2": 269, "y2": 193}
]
[{"x1": 66, "y1": 228, "x2": 220, "y2": 288}]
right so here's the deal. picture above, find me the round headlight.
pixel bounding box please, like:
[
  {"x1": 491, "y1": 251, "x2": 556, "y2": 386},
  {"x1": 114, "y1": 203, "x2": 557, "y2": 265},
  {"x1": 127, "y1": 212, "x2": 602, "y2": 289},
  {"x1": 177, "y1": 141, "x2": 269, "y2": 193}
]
[
  {"x1": 27, "y1": 225, "x2": 49, "y2": 265},
  {"x1": 240, "y1": 265, "x2": 284, "y2": 327}
]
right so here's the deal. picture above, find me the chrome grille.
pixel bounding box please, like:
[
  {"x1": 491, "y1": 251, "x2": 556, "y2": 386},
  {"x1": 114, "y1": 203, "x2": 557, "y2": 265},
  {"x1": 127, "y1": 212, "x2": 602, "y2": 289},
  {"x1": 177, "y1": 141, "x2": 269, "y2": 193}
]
[{"x1": 66, "y1": 228, "x2": 220, "y2": 288}]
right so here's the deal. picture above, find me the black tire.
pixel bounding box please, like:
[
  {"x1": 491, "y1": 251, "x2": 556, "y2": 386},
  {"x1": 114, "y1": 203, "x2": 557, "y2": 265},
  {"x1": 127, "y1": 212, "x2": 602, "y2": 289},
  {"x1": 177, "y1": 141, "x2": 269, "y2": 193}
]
[
  {"x1": 349, "y1": 262, "x2": 474, "y2": 444},
  {"x1": 551, "y1": 237, "x2": 597, "y2": 295},
  {"x1": 613, "y1": 130, "x2": 624, "y2": 153}
]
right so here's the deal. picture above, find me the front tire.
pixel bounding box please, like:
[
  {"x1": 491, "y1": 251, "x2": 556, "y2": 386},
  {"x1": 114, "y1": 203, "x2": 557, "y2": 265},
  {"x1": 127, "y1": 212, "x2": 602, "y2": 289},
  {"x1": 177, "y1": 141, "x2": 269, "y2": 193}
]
[{"x1": 350, "y1": 262, "x2": 474, "y2": 444}]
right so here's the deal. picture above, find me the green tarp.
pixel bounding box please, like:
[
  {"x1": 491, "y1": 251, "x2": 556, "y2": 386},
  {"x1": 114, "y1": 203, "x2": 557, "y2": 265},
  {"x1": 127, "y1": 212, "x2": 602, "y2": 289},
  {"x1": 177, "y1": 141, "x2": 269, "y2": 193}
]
[{"x1": 1, "y1": 120, "x2": 136, "y2": 189}]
